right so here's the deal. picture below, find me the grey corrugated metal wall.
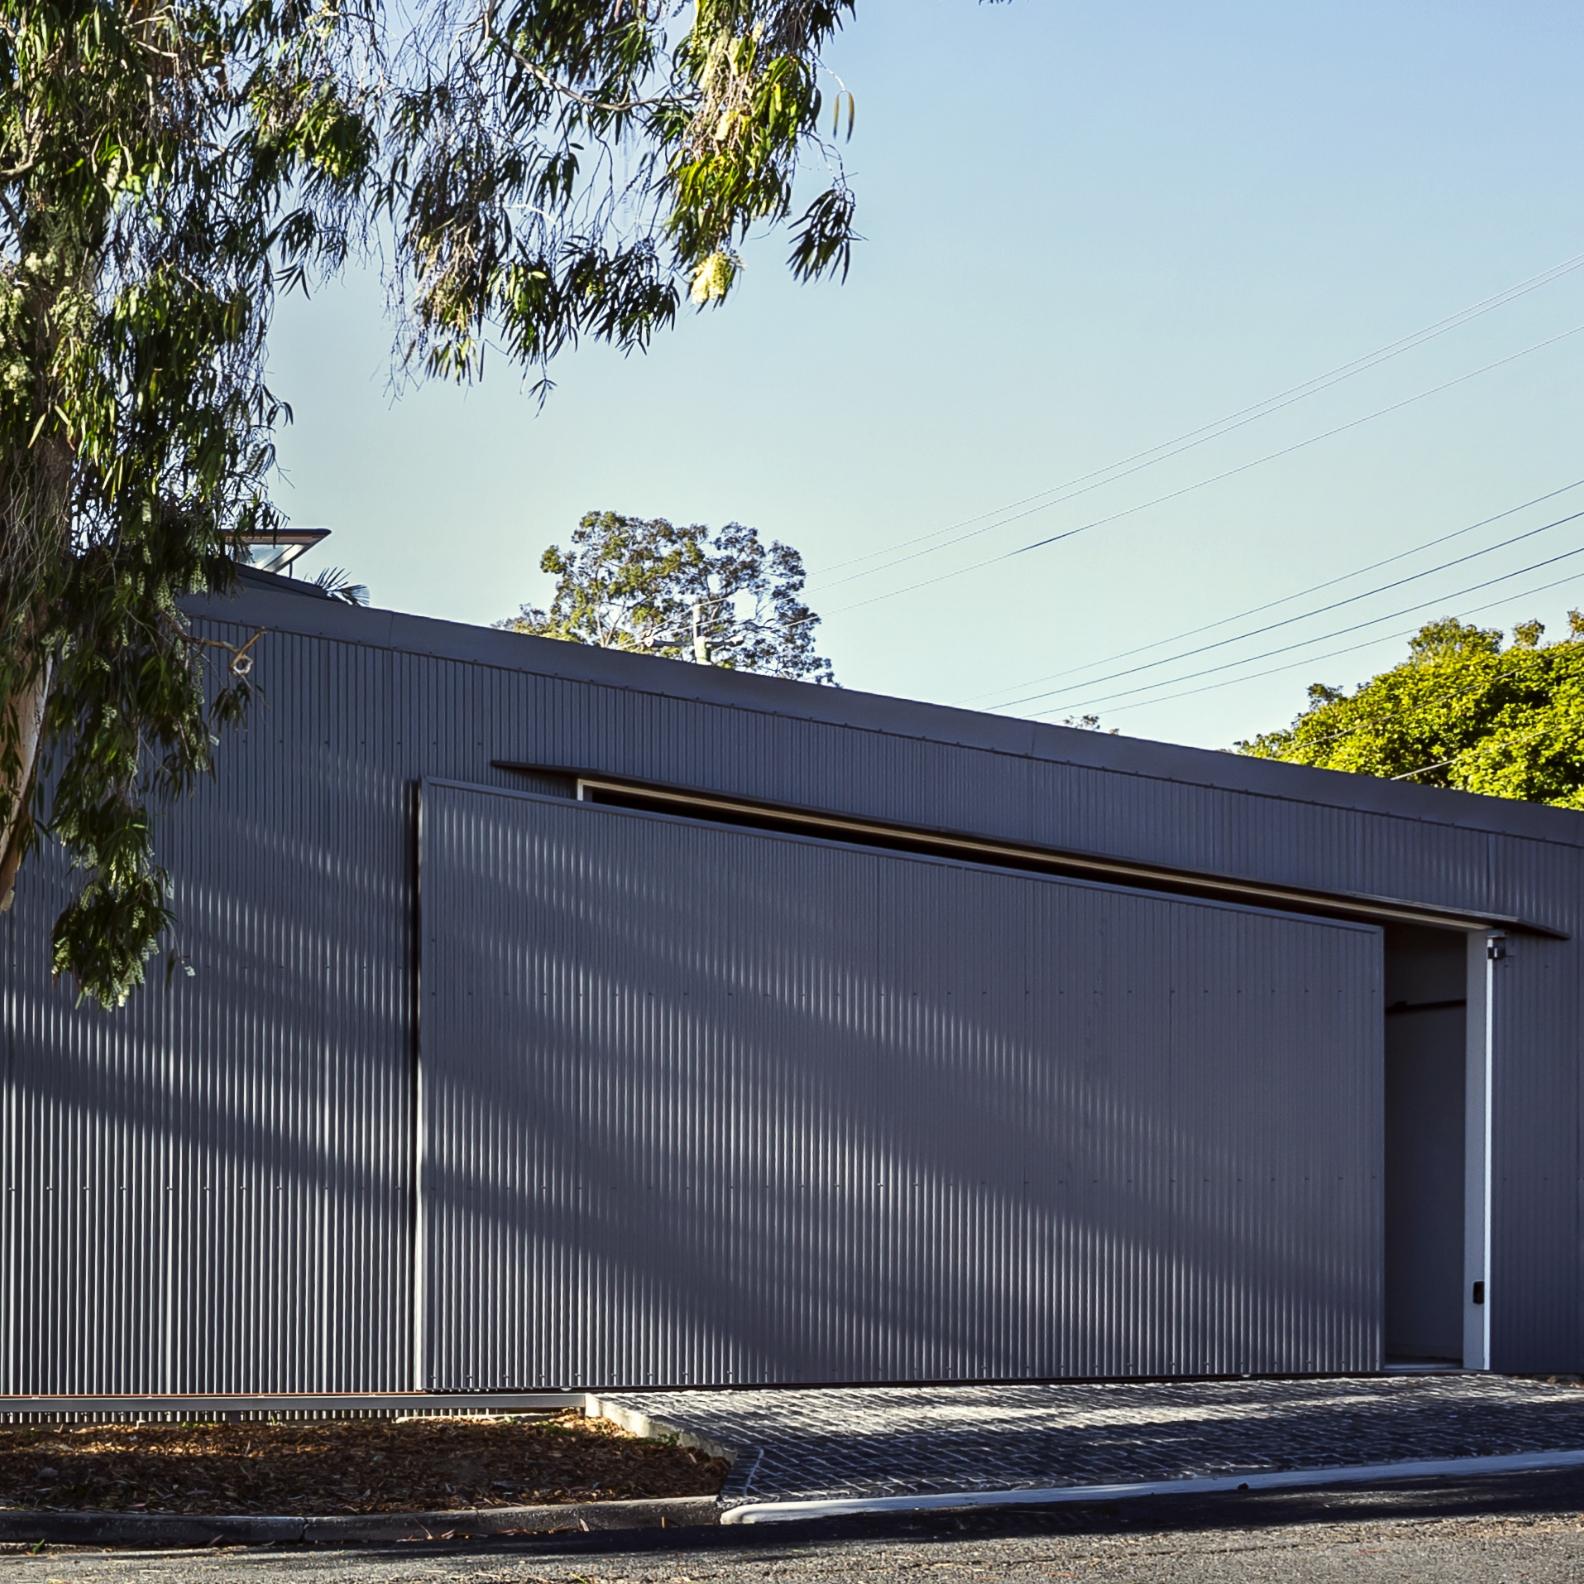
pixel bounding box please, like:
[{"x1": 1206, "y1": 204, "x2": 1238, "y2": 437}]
[
  {"x1": 420, "y1": 780, "x2": 1383, "y2": 1387},
  {"x1": 3, "y1": 576, "x2": 1582, "y2": 1391},
  {"x1": 0, "y1": 645, "x2": 414, "y2": 1396}
]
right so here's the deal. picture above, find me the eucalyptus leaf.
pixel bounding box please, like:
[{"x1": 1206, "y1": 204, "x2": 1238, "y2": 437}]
[{"x1": 0, "y1": 0, "x2": 861, "y2": 1006}]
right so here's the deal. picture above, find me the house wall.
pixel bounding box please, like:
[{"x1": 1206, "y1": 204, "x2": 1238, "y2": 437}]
[{"x1": 3, "y1": 580, "x2": 1582, "y2": 1391}]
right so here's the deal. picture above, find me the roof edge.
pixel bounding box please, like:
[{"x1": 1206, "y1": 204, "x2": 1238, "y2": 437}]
[{"x1": 184, "y1": 582, "x2": 1584, "y2": 852}]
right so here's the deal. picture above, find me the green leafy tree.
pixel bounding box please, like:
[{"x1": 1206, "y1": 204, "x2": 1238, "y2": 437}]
[
  {"x1": 1239, "y1": 614, "x2": 1584, "y2": 808},
  {"x1": 502, "y1": 509, "x2": 835, "y2": 683},
  {"x1": 0, "y1": 0, "x2": 860, "y2": 1004}
]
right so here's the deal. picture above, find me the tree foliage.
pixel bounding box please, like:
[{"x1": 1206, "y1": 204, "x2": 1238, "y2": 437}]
[
  {"x1": 1238, "y1": 614, "x2": 1584, "y2": 808},
  {"x1": 0, "y1": 0, "x2": 860, "y2": 1004},
  {"x1": 307, "y1": 565, "x2": 371, "y2": 605},
  {"x1": 502, "y1": 509, "x2": 835, "y2": 683}
]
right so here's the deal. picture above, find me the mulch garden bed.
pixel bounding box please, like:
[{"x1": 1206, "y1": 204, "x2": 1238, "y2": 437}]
[{"x1": 0, "y1": 1412, "x2": 726, "y2": 1515}]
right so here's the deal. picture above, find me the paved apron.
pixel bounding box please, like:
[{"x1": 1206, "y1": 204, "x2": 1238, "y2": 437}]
[{"x1": 599, "y1": 1376, "x2": 1584, "y2": 1509}]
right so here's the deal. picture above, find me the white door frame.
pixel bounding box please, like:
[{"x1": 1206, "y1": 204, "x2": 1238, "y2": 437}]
[{"x1": 1462, "y1": 930, "x2": 1498, "y2": 1370}]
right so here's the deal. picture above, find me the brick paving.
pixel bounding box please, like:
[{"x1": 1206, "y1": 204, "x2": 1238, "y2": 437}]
[{"x1": 598, "y1": 1376, "x2": 1584, "y2": 1510}]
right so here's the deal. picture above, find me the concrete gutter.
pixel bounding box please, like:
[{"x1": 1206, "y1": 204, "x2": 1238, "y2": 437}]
[
  {"x1": 0, "y1": 1494, "x2": 718, "y2": 1547},
  {"x1": 720, "y1": 1449, "x2": 1584, "y2": 1524}
]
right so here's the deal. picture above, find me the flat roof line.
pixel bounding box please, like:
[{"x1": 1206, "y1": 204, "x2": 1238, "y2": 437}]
[{"x1": 183, "y1": 581, "x2": 1584, "y2": 854}]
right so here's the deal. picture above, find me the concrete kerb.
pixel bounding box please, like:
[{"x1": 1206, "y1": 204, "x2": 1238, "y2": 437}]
[
  {"x1": 0, "y1": 1495, "x2": 720, "y2": 1548},
  {"x1": 718, "y1": 1450, "x2": 1584, "y2": 1525}
]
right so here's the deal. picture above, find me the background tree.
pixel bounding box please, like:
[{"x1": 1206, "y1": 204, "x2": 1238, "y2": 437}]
[
  {"x1": 308, "y1": 566, "x2": 372, "y2": 606},
  {"x1": 502, "y1": 509, "x2": 835, "y2": 683},
  {"x1": 1238, "y1": 614, "x2": 1584, "y2": 808},
  {"x1": 0, "y1": 0, "x2": 860, "y2": 1005}
]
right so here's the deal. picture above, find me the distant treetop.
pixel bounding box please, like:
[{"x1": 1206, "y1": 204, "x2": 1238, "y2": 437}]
[
  {"x1": 501, "y1": 510, "x2": 836, "y2": 684},
  {"x1": 1238, "y1": 614, "x2": 1584, "y2": 809}
]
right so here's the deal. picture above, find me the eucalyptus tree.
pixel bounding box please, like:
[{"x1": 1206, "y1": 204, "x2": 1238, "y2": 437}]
[
  {"x1": 503, "y1": 509, "x2": 835, "y2": 682},
  {"x1": 0, "y1": 0, "x2": 859, "y2": 1005}
]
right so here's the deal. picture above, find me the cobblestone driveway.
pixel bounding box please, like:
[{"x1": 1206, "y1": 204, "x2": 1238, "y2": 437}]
[{"x1": 597, "y1": 1376, "x2": 1584, "y2": 1511}]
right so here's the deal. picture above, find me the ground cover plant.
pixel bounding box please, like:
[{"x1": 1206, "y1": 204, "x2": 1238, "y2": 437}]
[{"x1": 0, "y1": 1412, "x2": 724, "y2": 1515}]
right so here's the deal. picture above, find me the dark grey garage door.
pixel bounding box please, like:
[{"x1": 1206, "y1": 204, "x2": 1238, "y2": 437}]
[{"x1": 418, "y1": 779, "x2": 1383, "y2": 1389}]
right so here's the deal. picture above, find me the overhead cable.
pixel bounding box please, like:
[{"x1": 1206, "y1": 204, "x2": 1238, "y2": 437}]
[
  {"x1": 1057, "y1": 568, "x2": 1584, "y2": 721},
  {"x1": 958, "y1": 477, "x2": 1584, "y2": 706},
  {"x1": 811, "y1": 321, "x2": 1584, "y2": 627},
  {"x1": 811, "y1": 249, "x2": 1584, "y2": 586},
  {"x1": 1032, "y1": 542, "x2": 1584, "y2": 716},
  {"x1": 986, "y1": 504, "x2": 1584, "y2": 711}
]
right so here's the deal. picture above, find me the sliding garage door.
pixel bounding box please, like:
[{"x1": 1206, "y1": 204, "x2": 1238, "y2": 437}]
[{"x1": 417, "y1": 780, "x2": 1383, "y2": 1388}]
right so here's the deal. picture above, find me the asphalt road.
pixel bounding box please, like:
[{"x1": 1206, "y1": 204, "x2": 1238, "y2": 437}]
[{"x1": 8, "y1": 1473, "x2": 1584, "y2": 1583}]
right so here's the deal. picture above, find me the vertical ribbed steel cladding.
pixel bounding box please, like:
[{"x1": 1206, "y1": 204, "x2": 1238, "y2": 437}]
[
  {"x1": 4, "y1": 582, "x2": 1582, "y2": 1390},
  {"x1": 419, "y1": 781, "x2": 1382, "y2": 1389}
]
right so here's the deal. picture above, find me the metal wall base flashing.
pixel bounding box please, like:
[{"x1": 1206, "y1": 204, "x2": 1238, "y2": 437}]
[
  {"x1": 0, "y1": 1391, "x2": 588, "y2": 1421},
  {"x1": 718, "y1": 1448, "x2": 1584, "y2": 1525}
]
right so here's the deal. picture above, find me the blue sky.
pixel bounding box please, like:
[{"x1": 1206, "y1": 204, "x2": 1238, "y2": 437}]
[{"x1": 266, "y1": 1, "x2": 1584, "y2": 751}]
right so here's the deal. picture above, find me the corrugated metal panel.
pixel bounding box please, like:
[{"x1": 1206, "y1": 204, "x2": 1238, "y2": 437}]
[
  {"x1": 496, "y1": 659, "x2": 1552, "y2": 929},
  {"x1": 0, "y1": 631, "x2": 414, "y2": 1396},
  {"x1": 1486, "y1": 838, "x2": 1584, "y2": 1372},
  {"x1": 241, "y1": 610, "x2": 1533, "y2": 930},
  {"x1": 5, "y1": 584, "x2": 1582, "y2": 1391},
  {"x1": 419, "y1": 781, "x2": 1383, "y2": 1388}
]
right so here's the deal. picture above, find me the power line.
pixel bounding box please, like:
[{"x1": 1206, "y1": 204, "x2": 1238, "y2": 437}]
[
  {"x1": 1272, "y1": 680, "x2": 1566, "y2": 777},
  {"x1": 1036, "y1": 568, "x2": 1584, "y2": 722},
  {"x1": 984, "y1": 504, "x2": 1584, "y2": 712},
  {"x1": 651, "y1": 264, "x2": 1584, "y2": 653},
  {"x1": 957, "y1": 478, "x2": 1584, "y2": 707},
  {"x1": 1032, "y1": 542, "x2": 1584, "y2": 716},
  {"x1": 1045, "y1": 570, "x2": 1584, "y2": 723},
  {"x1": 1060, "y1": 628, "x2": 1420, "y2": 720},
  {"x1": 810, "y1": 321, "x2": 1584, "y2": 626},
  {"x1": 1388, "y1": 719, "x2": 1559, "y2": 782},
  {"x1": 809, "y1": 249, "x2": 1584, "y2": 586},
  {"x1": 642, "y1": 319, "x2": 1584, "y2": 652}
]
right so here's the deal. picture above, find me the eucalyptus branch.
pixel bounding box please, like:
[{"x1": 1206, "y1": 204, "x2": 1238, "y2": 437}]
[
  {"x1": 1, "y1": 0, "x2": 857, "y2": 1003},
  {"x1": 476, "y1": 1, "x2": 672, "y2": 115},
  {"x1": 180, "y1": 627, "x2": 266, "y2": 677}
]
